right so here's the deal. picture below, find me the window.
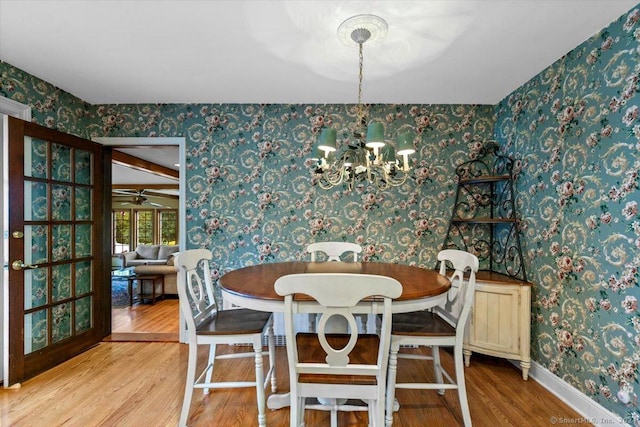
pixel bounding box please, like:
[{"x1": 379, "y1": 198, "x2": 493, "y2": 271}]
[
  {"x1": 113, "y1": 210, "x2": 131, "y2": 253},
  {"x1": 135, "y1": 210, "x2": 154, "y2": 246},
  {"x1": 159, "y1": 210, "x2": 178, "y2": 245},
  {"x1": 111, "y1": 208, "x2": 178, "y2": 253}
]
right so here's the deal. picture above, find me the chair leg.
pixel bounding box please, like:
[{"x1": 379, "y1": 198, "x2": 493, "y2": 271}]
[
  {"x1": 179, "y1": 343, "x2": 198, "y2": 427},
  {"x1": 290, "y1": 394, "x2": 305, "y2": 427},
  {"x1": 267, "y1": 320, "x2": 277, "y2": 392},
  {"x1": 298, "y1": 396, "x2": 306, "y2": 427},
  {"x1": 375, "y1": 386, "x2": 385, "y2": 427},
  {"x1": 454, "y1": 345, "x2": 472, "y2": 427},
  {"x1": 385, "y1": 342, "x2": 399, "y2": 427},
  {"x1": 330, "y1": 399, "x2": 338, "y2": 427},
  {"x1": 432, "y1": 346, "x2": 445, "y2": 395},
  {"x1": 289, "y1": 390, "x2": 298, "y2": 427},
  {"x1": 203, "y1": 343, "x2": 216, "y2": 394},
  {"x1": 371, "y1": 398, "x2": 384, "y2": 427},
  {"x1": 253, "y1": 336, "x2": 267, "y2": 427}
]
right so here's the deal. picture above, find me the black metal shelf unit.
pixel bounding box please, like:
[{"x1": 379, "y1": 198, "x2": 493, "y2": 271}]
[{"x1": 441, "y1": 142, "x2": 527, "y2": 281}]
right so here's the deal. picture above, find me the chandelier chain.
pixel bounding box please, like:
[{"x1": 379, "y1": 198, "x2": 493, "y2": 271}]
[{"x1": 357, "y1": 40, "x2": 365, "y2": 125}]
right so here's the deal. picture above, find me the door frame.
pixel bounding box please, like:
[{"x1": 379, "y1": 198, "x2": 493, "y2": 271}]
[
  {"x1": 1, "y1": 97, "x2": 32, "y2": 385},
  {"x1": 93, "y1": 137, "x2": 187, "y2": 343}
]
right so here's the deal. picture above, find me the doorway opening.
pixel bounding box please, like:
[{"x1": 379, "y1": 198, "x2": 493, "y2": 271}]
[{"x1": 93, "y1": 137, "x2": 186, "y2": 343}]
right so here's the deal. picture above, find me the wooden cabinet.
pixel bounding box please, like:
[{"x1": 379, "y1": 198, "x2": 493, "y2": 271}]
[{"x1": 463, "y1": 272, "x2": 531, "y2": 380}]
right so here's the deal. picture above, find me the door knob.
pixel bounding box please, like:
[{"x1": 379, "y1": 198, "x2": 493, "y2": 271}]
[{"x1": 11, "y1": 260, "x2": 38, "y2": 270}]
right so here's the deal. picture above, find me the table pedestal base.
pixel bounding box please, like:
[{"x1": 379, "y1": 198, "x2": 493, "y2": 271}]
[{"x1": 267, "y1": 393, "x2": 290, "y2": 410}]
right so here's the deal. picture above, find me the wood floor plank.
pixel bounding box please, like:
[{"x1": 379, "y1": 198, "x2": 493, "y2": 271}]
[
  {"x1": 111, "y1": 298, "x2": 180, "y2": 335},
  {"x1": 0, "y1": 341, "x2": 591, "y2": 427},
  {"x1": 104, "y1": 332, "x2": 179, "y2": 342}
]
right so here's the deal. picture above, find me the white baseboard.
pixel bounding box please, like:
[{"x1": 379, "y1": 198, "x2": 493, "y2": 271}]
[{"x1": 521, "y1": 360, "x2": 630, "y2": 426}]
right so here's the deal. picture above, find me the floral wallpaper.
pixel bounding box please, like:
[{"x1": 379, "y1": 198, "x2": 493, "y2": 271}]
[
  {"x1": 0, "y1": 63, "x2": 92, "y2": 135},
  {"x1": 496, "y1": 7, "x2": 640, "y2": 424},
  {"x1": 1, "y1": 3, "x2": 639, "y2": 423},
  {"x1": 81, "y1": 102, "x2": 494, "y2": 275}
]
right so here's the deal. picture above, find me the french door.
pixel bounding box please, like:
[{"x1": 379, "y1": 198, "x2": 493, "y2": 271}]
[{"x1": 5, "y1": 116, "x2": 111, "y2": 385}]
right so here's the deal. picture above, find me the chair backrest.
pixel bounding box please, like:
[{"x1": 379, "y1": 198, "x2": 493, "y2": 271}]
[
  {"x1": 173, "y1": 249, "x2": 217, "y2": 340},
  {"x1": 275, "y1": 273, "x2": 402, "y2": 380},
  {"x1": 306, "y1": 242, "x2": 363, "y2": 262},
  {"x1": 436, "y1": 249, "x2": 479, "y2": 331}
]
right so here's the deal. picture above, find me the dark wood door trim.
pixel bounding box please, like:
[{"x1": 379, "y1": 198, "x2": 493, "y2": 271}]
[{"x1": 7, "y1": 117, "x2": 111, "y2": 385}]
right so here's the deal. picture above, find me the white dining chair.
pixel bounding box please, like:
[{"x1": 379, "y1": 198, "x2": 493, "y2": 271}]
[
  {"x1": 306, "y1": 242, "x2": 362, "y2": 262},
  {"x1": 385, "y1": 249, "x2": 479, "y2": 427},
  {"x1": 306, "y1": 241, "x2": 366, "y2": 331},
  {"x1": 174, "y1": 249, "x2": 276, "y2": 427},
  {"x1": 275, "y1": 273, "x2": 402, "y2": 427}
]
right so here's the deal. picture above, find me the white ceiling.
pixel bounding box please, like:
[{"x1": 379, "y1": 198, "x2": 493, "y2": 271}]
[{"x1": 1, "y1": 0, "x2": 637, "y2": 105}]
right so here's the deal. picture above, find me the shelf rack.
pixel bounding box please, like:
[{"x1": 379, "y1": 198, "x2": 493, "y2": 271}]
[{"x1": 441, "y1": 142, "x2": 527, "y2": 281}]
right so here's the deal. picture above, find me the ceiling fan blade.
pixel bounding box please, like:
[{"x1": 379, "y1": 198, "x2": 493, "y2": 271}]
[
  {"x1": 113, "y1": 190, "x2": 138, "y2": 196},
  {"x1": 138, "y1": 189, "x2": 179, "y2": 199},
  {"x1": 147, "y1": 202, "x2": 169, "y2": 208}
]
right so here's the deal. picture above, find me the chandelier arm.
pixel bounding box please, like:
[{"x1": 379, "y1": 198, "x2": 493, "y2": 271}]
[
  {"x1": 317, "y1": 158, "x2": 349, "y2": 188},
  {"x1": 369, "y1": 164, "x2": 410, "y2": 189}
]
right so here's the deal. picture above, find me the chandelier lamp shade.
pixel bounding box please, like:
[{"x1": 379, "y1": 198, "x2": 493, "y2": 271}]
[{"x1": 312, "y1": 14, "x2": 416, "y2": 191}]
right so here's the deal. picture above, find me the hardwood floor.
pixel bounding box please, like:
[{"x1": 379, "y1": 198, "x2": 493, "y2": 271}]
[
  {"x1": 108, "y1": 297, "x2": 180, "y2": 342},
  {"x1": 0, "y1": 338, "x2": 590, "y2": 426}
]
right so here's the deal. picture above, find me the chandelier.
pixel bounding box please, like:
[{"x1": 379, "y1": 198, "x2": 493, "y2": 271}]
[{"x1": 313, "y1": 14, "x2": 415, "y2": 191}]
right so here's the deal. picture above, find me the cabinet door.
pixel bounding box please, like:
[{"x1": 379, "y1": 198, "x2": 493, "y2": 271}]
[{"x1": 467, "y1": 282, "x2": 521, "y2": 357}]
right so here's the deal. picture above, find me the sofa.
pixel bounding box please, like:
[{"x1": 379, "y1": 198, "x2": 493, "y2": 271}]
[
  {"x1": 119, "y1": 245, "x2": 180, "y2": 295},
  {"x1": 120, "y1": 244, "x2": 179, "y2": 267}
]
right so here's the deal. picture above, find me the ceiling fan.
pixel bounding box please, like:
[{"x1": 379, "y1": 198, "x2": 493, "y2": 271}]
[{"x1": 112, "y1": 189, "x2": 172, "y2": 208}]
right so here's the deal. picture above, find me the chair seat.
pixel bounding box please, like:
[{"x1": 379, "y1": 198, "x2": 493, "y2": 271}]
[
  {"x1": 391, "y1": 311, "x2": 456, "y2": 336},
  {"x1": 197, "y1": 308, "x2": 272, "y2": 335},
  {"x1": 297, "y1": 333, "x2": 379, "y2": 385}
]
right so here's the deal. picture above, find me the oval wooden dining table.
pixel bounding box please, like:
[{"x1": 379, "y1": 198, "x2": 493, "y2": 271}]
[
  {"x1": 220, "y1": 261, "x2": 451, "y2": 313},
  {"x1": 219, "y1": 261, "x2": 451, "y2": 411}
]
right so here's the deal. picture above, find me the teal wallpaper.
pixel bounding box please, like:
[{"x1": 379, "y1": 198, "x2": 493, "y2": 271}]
[
  {"x1": 1, "y1": 3, "x2": 639, "y2": 423},
  {"x1": 83, "y1": 102, "x2": 494, "y2": 276},
  {"x1": 0, "y1": 63, "x2": 91, "y2": 136},
  {"x1": 496, "y1": 7, "x2": 640, "y2": 423}
]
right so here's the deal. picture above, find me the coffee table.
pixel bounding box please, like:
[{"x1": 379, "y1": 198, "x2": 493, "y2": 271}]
[
  {"x1": 136, "y1": 274, "x2": 164, "y2": 304},
  {"x1": 111, "y1": 269, "x2": 164, "y2": 305}
]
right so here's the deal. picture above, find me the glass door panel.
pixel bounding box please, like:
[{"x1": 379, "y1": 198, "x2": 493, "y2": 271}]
[
  {"x1": 51, "y1": 264, "x2": 72, "y2": 302},
  {"x1": 24, "y1": 225, "x2": 48, "y2": 265},
  {"x1": 75, "y1": 188, "x2": 92, "y2": 220},
  {"x1": 24, "y1": 181, "x2": 48, "y2": 221},
  {"x1": 24, "y1": 137, "x2": 48, "y2": 179},
  {"x1": 24, "y1": 268, "x2": 48, "y2": 310},
  {"x1": 75, "y1": 224, "x2": 92, "y2": 257},
  {"x1": 51, "y1": 143, "x2": 72, "y2": 182},
  {"x1": 24, "y1": 310, "x2": 47, "y2": 353},
  {"x1": 51, "y1": 184, "x2": 72, "y2": 220}
]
